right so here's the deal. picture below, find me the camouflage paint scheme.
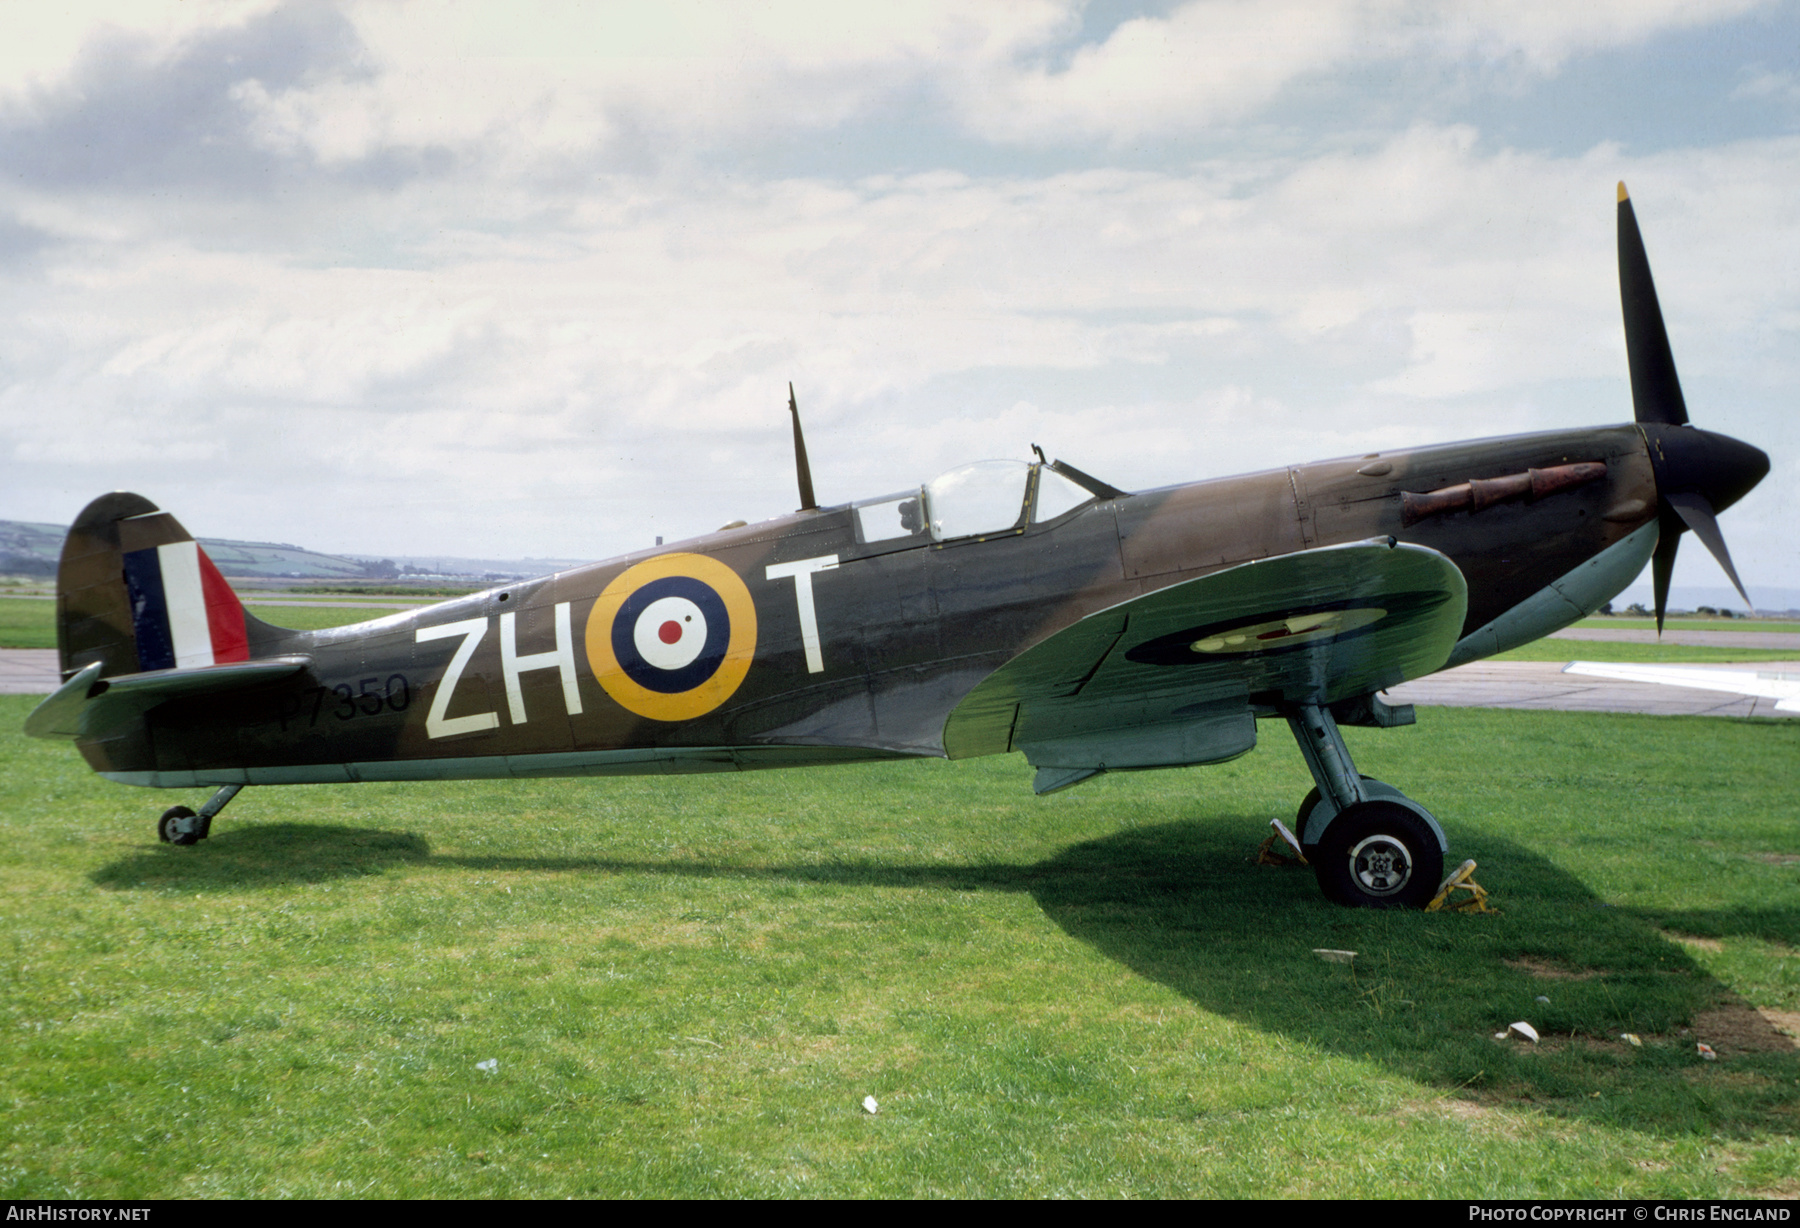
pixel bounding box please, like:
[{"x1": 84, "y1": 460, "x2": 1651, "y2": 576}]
[{"x1": 44, "y1": 423, "x2": 1667, "y2": 788}]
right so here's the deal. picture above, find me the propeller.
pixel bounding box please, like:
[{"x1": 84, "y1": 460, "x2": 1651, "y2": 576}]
[{"x1": 1616, "y1": 183, "x2": 1769, "y2": 631}]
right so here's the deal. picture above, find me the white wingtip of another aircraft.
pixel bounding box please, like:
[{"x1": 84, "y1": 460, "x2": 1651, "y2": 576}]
[{"x1": 1562, "y1": 661, "x2": 1800, "y2": 712}]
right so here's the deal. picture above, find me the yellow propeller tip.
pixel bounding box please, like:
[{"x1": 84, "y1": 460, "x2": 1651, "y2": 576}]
[{"x1": 1617, "y1": 181, "x2": 1629, "y2": 202}]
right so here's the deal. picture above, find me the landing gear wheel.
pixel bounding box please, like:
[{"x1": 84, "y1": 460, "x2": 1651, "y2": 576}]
[
  {"x1": 1313, "y1": 802, "x2": 1442, "y2": 910},
  {"x1": 158, "y1": 806, "x2": 201, "y2": 846},
  {"x1": 1294, "y1": 775, "x2": 1375, "y2": 856}
]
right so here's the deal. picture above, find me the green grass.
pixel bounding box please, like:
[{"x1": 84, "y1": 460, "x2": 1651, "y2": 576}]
[
  {"x1": 0, "y1": 597, "x2": 408, "y2": 647},
  {"x1": 283, "y1": 585, "x2": 481, "y2": 598},
  {"x1": 2, "y1": 700, "x2": 1795, "y2": 1198},
  {"x1": 0, "y1": 598, "x2": 56, "y2": 649},
  {"x1": 1577, "y1": 618, "x2": 1800, "y2": 634},
  {"x1": 233, "y1": 592, "x2": 423, "y2": 605},
  {"x1": 247, "y1": 604, "x2": 424, "y2": 632}
]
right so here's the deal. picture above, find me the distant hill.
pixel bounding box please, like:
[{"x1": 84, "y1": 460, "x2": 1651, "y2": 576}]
[
  {"x1": 340, "y1": 554, "x2": 597, "y2": 582},
  {"x1": 0, "y1": 519, "x2": 591, "y2": 583},
  {"x1": 185, "y1": 538, "x2": 382, "y2": 580},
  {"x1": 0, "y1": 520, "x2": 68, "y2": 576},
  {"x1": 1610, "y1": 582, "x2": 1800, "y2": 617}
]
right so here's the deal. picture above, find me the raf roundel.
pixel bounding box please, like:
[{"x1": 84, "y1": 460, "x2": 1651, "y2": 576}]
[{"x1": 585, "y1": 554, "x2": 758, "y2": 721}]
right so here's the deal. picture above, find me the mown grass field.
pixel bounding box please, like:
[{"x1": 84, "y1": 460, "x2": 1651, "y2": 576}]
[
  {"x1": 2, "y1": 696, "x2": 1795, "y2": 1198},
  {"x1": 0, "y1": 597, "x2": 413, "y2": 647},
  {"x1": 1493, "y1": 641, "x2": 1799, "y2": 664},
  {"x1": 245, "y1": 604, "x2": 424, "y2": 631},
  {"x1": 0, "y1": 598, "x2": 58, "y2": 649},
  {"x1": 1576, "y1": 618, "x2": 1800, "y2": 634}
]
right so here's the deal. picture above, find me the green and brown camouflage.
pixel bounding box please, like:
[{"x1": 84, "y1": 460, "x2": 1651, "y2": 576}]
[{"x1": 29, "y1": 427, "x2": 1641, "y2": 778}]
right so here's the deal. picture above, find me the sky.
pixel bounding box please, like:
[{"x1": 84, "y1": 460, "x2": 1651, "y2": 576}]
[{"x1": 0, "y1": 1, "x2": 1794, "y2": 600}]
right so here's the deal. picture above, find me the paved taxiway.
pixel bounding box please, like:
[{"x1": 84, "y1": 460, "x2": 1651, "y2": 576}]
[{"x1": 2, "y1": 649, "x2": 58, "y2": 695}]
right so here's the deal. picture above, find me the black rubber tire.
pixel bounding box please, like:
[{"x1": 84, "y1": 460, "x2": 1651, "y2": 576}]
[
  {"x1": 1294, "y1": 775, "x2": 1375, "y2": 856},
  {"x1": 158, "y1": 805, "x2": 200, "y2": 847},
  {"x1": 1312, "y1": 801, "x2": 1442, "y2": 910}
]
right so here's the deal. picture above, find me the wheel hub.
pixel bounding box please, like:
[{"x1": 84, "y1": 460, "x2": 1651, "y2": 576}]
[{"x1": 1348, "y1": 835, "x2": 1413, "y2": 897}]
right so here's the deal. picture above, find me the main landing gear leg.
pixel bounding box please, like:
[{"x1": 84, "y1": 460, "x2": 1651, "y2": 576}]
[
  {"x1": 1282, "y1": 703, "x2": 1445, "y2": 909},
  {"x1": 157, "y1": 784, "x2": 244, "y2": 846}
]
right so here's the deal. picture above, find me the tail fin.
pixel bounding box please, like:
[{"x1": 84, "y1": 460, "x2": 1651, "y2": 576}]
[{"x1": 57, "y1": 492, "x2": 261, "y2": 682}]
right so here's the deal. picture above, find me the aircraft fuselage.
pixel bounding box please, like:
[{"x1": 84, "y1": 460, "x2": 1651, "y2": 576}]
[{"x1": 76, "y1": 422, "x2": 1668, "y2": 788}]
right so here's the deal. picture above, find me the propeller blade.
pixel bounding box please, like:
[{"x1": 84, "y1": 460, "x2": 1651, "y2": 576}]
[
  {"x1": 1618, "y1": 183, "x2": 1689, "y2": 426},
  {"x1": 1651, "y1": 521, "x2": 1679, "y2": 635},
  {"x1": 1665, "y1": 490, "x2": 1755, "y2": 611}
]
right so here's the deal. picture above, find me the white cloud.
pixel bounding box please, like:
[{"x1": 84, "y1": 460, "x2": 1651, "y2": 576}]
[
  {"x1": 939, "y1": 0, "x2": 1772, "y2": 144},
  {"x1": 4, "y1": 120, "x2": 1796, "y2": 566},
  {"x1": 0, "y1": 2, "x2": 277, "y2": 96},
  {"x1": 212, "y1": 0, "x2": 1781, "y2": 160},
  {"x1": 961, "y1": 0, "x2": 1364, "y2": 142},
  {"x1": 1424, "y1": 0, "x2": 1767, "y2": 69},
  {"x1": 1732, "y1": 68, "x2": 1800, "y2": 103},
  {"x1": 232, "y1": 1, "x2": 1069, "y2": 165},
  {"x1": 0, "y1": 3, "x2": 1791, "y2": 587}
]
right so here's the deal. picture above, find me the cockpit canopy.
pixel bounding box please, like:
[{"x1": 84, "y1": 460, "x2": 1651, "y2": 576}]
[{"x1": 852, "y1": 459, "x2": 1108, "y2": 546}]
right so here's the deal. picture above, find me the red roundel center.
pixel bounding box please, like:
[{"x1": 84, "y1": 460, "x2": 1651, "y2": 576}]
[{"x1": 659, "y1": 620, "x2": 683, "y2": 644}]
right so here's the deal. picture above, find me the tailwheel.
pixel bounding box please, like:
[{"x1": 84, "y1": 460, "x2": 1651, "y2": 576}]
[
  {"x1": 1313, "y1": 801, "x2": 1443, "y2": 910},
  {"x1": 156, "y1": 785, "x2": 239, "y2": 846},
  {"x1": 157, "y1": 806, "x2": 203, "y2": 846}
]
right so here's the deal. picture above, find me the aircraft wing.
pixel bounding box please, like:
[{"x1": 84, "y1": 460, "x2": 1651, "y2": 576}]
[
  {"x1": 25, "y1": 656, "x2": 313, "y2": 741},
  {"x1": 944, "y1": 539, "x2": 1467, "y2": 791},
  {"x1": 1563, "y1": 661, "x2": 1800, "y2": 712}
]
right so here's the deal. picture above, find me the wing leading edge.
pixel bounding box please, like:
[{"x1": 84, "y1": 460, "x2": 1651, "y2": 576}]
[{"x1": 943, "y1": 539, "x2": 1467, "y2": 792}]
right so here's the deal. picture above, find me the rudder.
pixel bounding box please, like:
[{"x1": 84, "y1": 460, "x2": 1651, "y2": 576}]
[{"x1": 57, "y1": 493, "x2": 257, "y2": 683}]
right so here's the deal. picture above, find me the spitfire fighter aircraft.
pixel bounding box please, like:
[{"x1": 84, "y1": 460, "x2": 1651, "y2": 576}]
[{"x1": 27, "y1": 187, "x2": 1770, "y2": 909}]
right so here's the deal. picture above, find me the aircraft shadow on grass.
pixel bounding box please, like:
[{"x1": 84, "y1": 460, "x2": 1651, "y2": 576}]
[{"x1": 92, "y1": 817, "x2": 1797, "y2": 1137}]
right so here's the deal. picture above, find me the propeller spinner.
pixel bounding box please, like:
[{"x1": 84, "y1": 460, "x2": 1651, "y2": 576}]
[{"x1": 1616, "y1": 183, "x2": 1769, "y2": 631}]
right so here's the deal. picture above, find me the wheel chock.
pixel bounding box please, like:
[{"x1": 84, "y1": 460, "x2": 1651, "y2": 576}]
[
  {"x1": 1426, "y1": 859, "x2": 1493, "y2": 913},
  {"x1": 1257, "y1": 818, "x2": 1308, "y2": 866}
]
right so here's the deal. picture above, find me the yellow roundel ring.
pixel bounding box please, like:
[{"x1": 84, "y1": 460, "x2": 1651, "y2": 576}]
[{"x1": 585, "y1": 553, "x2": 758, "y2": 722}]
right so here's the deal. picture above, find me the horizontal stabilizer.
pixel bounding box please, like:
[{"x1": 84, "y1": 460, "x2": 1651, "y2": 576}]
[{"x1": 26, "y1": 656, "x2": 312, "y2": 740}]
